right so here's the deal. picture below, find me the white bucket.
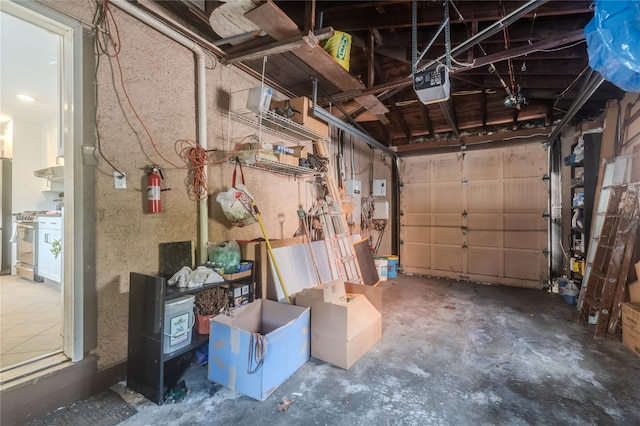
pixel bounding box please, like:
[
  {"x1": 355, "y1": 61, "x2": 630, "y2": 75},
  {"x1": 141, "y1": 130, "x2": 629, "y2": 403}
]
[
  {"x1": 163, "y1": 295, "x2": 195, "y2": 354},
  {"x1": 374, "y1": 257, "x2": 388, "y2": 282}
]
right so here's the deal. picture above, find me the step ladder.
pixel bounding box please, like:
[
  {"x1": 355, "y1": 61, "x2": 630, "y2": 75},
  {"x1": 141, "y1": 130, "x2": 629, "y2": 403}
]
[
  {"x1": 577, "y1": 156, "x2": 633, "y2": 310},
  {"x1": 310, "y1": 139, "x2": 364, "y2": 284},
  {"x1": 578, "y1": 183, "x2": 639, "y2": 339}
]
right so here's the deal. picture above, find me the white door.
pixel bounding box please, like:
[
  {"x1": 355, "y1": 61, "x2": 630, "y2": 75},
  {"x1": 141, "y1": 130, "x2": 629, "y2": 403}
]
[{"x1": 400, "y1": 143, "x2": 549, "y2": 288}]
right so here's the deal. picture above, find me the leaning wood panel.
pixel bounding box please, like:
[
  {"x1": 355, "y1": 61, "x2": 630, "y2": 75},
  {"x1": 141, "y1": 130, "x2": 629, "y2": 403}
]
[{"x1": 353, "y1": 238, "x2": 380, "y2": 286}]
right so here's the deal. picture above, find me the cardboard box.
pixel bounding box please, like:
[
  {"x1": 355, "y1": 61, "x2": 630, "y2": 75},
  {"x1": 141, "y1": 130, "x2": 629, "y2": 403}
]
[
  {"x1": 628, "y1": 281, "x2": 640, "y2": 304},
  {"x1": 295, "y1": 281, "x2": 382, "y2": 370},
  {"x1": 208, "y1": 299, "x2": 310, "y2": 400},
  {"x1": 275, "y1": 153, "x2": 300, "y2": 166},
  {"x1": 271, "y1": 97, "x2": 329, "y2": 137},
  {"x1": 622, "y1": 303, "x2": 640, "y2": 357},
  {"x1": 291, "y1": 146, "x2": 308, "y2": 158}
]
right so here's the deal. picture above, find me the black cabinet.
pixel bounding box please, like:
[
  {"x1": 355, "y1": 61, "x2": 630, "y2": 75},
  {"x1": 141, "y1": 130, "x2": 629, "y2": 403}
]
[
  {"x1": 127, "y1": 272, "x2": 252, "y2": 404},
  {"x1": 567, "y1": 132, "x2": 601, "y2": 285}
]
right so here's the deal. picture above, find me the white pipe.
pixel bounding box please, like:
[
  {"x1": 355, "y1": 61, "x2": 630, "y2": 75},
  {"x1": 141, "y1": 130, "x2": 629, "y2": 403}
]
[{"x1": 110, "y1": 0, "x2": 209, "y2": 263}]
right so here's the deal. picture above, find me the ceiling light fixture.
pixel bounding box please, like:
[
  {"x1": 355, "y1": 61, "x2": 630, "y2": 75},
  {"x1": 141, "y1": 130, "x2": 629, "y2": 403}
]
[{"x1": 16, "y1": 94, "x2": 36, "y2": 102}]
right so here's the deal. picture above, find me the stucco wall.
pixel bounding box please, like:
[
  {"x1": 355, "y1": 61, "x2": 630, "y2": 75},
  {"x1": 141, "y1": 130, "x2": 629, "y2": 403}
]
[{"x1": 44, "y1": 0, "x2": 392, "y2": 369}]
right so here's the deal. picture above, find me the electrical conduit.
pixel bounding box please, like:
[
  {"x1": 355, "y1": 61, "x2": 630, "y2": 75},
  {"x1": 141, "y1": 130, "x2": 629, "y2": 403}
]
[{"x1": 110, "y1": 0, "x2": 209, "y2": 264}]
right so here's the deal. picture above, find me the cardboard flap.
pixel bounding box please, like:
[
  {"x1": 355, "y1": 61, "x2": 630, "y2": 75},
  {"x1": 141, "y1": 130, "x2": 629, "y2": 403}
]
[
  {"x1": 262, "y1": 299, "x2": 309, "y2": 334},
  {"x1": 345, "y1": 294, "x2": 382, "y2": 340},
  {"x1": 345, "y1": 282, "x2": 383, "y2": 311},
  {"x1": 322, "y1": 279, "x2": 347, "y2": 304},
  {"x1": 213, "y1": 299, "x2": 262, "y2": 333}
]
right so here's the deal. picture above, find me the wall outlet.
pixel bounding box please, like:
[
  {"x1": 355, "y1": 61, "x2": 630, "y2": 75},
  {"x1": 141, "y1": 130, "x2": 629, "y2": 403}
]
[{"x1": 114, "y1": 172, "x2": 126, "y2": 189}]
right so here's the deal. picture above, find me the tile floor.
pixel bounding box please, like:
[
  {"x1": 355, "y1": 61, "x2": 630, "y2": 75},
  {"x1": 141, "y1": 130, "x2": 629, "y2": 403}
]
[{"x1": 0, "y1": 275, "x2": 63, "y2": 369}]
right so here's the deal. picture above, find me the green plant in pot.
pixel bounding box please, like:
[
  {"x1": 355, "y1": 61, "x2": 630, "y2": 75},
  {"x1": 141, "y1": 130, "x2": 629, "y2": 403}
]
[{"x1": 194, "y1": 287, "x2": 228, "y2": 335}]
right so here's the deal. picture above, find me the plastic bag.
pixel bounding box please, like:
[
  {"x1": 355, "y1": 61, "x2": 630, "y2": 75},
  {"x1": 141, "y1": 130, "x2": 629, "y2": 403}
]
[
  {"x1": 208, "y1": 240, "x2": 241, "y2": 273},
  {"x1": 216, "y1": 161, "x2": 257, "y2": 227},
  {"x1": 216, "y1": 184, "x2": 257, "y2": 227}
]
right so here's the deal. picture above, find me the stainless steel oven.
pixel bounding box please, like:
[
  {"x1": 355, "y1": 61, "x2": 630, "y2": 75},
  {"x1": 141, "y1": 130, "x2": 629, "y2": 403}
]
[{"x1": 16, "y1": 212, "x2": 42, "y2": 281}]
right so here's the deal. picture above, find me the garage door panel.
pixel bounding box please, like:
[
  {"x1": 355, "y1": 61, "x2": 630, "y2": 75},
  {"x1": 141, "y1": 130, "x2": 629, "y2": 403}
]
[
  {"x1": 434, "y1": 216, "x2": 462, "y2": 244},
  {"x1": 503, "y1": 147, "x2": 546, "y2": 178},
  {"x1": 433, "y1": 182, "x2": 462, "y2": 212},
  {"x1": 402, "y1": 213, "x2": 431, "y2": 227},
  {"x1": 402, "y1": 158, "x2": 431, "y2": 183},
  {"x1": 468, "y1": 181, "x2": 501, "y2": 213},
  {"x1": 401, "y1": 243, "x2": 431, "y2": 269},
  {"x1": 467, "y1": 248, "x2": 500, "y2": 276},
  {"x1": 401, "y1": 225, "x2": 431, "y2": 243},
  {"x1": 400, "y1": 144, "x2": 548, "y2": 288},
  {"x1": 504, "y1": 251, "x2": 540, "y2": 280},
  {"x1": 466, "y1": 153, "x2": 500, "y2": 180},
  {"x1": 504, "y1": 180, "x2": 546, "y2": 213},
  {"x1": 468, "y1": 215, "x2": 500, "y2": 247},
  {"x1": 433, "y1": 157, "x2": 462, "y2": 182},
  {"x1": 402, "y1": 183, "x2": 430, "y2": 212},
  {"x1": 434, "y1": 246, "x2": 463, "y2": 272},
  {"x1": 504, "y1": 215, "x2": 546, "y2": 249}
]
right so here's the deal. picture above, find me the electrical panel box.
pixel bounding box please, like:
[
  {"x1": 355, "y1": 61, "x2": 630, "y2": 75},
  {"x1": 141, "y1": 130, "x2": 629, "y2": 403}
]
[
  {"x1": 372, "y1": 200, "x2": 389, "y2": 220},
  {"x1": 344, "y1": 179, "x2": 362, "y2": 224},
  {"x1": 372, "y1": 179, "x2": 387, "y2": 197},
  {"x1": 413, "y1": 66, "x2": 450, "y2": 105}
]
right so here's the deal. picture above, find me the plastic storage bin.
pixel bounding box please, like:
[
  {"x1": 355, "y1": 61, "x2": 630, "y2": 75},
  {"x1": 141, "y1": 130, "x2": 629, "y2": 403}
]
[{"x1": 163, "y1": 295, "x2": 195, "y2": 354}]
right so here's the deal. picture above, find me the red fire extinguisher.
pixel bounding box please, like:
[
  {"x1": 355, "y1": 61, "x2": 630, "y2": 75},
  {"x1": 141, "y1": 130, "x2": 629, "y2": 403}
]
[{"x1": 146, "y1": 165, "x2": 163, "y2": 214}]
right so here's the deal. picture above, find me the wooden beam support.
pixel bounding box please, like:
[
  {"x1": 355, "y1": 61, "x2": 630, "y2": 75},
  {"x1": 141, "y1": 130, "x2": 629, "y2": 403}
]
[
  {"x1": 389, "y1": 100, "x2": 412, "y2": 141},
  {"x1": 419, "y1": 103, "x2": 434, "y2": 138},
  {"x1": 304, "y1": 0, "x2": 316, "y2": 33},
  {"x1": 367, "y1": 31, "x2": 375, "y2": 88}
]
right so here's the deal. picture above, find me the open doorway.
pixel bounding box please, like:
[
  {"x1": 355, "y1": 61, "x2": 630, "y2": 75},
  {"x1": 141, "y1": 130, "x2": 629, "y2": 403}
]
[{"x1": 0, "y1": 9, "x2": 65, "y2": 371}]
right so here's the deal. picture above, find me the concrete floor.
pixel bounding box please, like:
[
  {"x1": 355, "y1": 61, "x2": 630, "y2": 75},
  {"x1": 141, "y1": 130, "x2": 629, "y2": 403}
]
[{"x1": 114, "y1": 274, "x2": 640, "y2": 425}]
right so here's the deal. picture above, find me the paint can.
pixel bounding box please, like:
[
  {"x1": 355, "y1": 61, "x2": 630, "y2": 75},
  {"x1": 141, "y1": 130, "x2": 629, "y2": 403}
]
[
  {"x1": 385, "y1": 255, "x2": 399, "y2": 279},
  {"x1": 374, "y1": 257, "x2": 388, "y2": 281}
]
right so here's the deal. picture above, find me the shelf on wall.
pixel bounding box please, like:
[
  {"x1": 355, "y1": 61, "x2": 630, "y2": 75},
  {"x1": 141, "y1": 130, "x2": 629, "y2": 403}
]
[
  {"x1": 227, "y1": 150, "x2": 320, "y2": 178},
  {"x1": 228, "y1": 108, "x2": 328, "y2": 146}
]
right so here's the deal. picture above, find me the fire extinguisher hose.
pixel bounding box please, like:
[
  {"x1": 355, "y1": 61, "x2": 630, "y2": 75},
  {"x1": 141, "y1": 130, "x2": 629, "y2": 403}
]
[{"x1": 251, "y1": 200, "x2": 292, "y2": 304}]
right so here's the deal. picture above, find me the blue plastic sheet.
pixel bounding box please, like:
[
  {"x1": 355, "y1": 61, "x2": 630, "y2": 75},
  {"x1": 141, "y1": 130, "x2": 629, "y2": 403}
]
[{"x1": 585, "y1": 0, "x2": 640, "y2": 92}]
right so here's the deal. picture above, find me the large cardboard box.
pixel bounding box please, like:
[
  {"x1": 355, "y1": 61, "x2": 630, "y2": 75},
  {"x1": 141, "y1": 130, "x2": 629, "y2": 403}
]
[
  {"x1": 628, "y1": 281, "x2": 640, "y2": 303},
  {"x1": 270, "y1": 96, "x2": 329, "y2": 137},
  {"x1": 621, "y1": 302, "x2": 640, "y2": 357},
  {"x1": 295, "y1": 280, "x2": 382, "y2": 370},
  {"x1": 208, "y1": 299, "x2": 310, "y2": 401}
]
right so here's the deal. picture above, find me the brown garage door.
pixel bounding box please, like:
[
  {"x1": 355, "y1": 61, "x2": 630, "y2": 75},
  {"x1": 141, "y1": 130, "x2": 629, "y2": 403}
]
[{"x1": 400, "y1": 143, "x2": 549, "y2": 288}]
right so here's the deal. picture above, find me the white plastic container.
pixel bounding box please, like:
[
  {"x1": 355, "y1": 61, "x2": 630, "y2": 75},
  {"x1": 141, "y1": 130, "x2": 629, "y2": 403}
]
[
  {"x1": 374, "y1": 257, "x2": 388, "y2": 281},
  {"x1": 163, "y1": 295, "x2": 195, "y2": 354},
  {"x1": 246, "y1": 86, "x2": 273, "y2": 113}
]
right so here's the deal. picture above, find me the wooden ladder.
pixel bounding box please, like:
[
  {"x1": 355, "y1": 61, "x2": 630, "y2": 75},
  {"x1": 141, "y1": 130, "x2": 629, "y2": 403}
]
[
  {"x1": 578, "y1": 183, "x2": 639, "y2": 339},
  {"x1": 311, "y1": 139, "x2": 364, "y2": 284}
]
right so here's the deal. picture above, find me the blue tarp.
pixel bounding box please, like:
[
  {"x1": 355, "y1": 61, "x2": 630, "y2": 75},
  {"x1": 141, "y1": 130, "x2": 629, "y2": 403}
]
[{"x1": 585, "y1": 0, "x2": 640, "y2": 92}]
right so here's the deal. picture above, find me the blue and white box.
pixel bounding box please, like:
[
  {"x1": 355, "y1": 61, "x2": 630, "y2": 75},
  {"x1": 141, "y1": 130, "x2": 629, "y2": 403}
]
[{"x1": 208, "y1": 299, "x2": 310, "y2": 401}]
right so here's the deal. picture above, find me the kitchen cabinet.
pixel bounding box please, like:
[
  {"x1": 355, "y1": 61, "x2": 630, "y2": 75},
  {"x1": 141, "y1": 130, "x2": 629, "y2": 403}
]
[
  {"x1": 37, "y1": 216, "x2": 62, "y2": 282},
  {"x1": 127, "y1": 272, "x2": 254, "y2": 405}
]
